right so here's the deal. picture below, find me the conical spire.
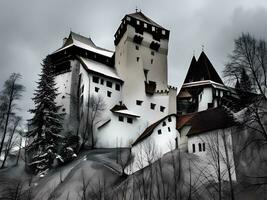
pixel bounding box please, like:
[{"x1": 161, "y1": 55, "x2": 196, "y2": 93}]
[{"x1": 183, "y1": 52, "x2": 223, "y2": 84}]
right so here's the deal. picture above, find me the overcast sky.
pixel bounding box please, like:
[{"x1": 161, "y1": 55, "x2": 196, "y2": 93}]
[{"x1": 0, "y1": 0, "x2": 267, "y2": 125}]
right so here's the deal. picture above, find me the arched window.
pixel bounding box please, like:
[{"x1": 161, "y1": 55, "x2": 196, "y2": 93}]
[
  {"x1": 199, "y1": 143, "x2": 202, "y2": 152},
  {"x1": 192, "y1": 144, "x2": 195, "y2": 153}
]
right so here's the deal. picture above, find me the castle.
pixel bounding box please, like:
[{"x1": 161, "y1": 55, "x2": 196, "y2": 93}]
[{"x1": 48, "y1": 11, "x2": 237, "y2": 177}]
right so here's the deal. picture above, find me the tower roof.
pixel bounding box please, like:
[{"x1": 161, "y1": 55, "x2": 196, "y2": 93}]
[
  {"x1": 183, "y1": 52, "x2": 224, "y2": 84},
  {"x1": 53, "y1": 31, "x2": 114, "y2": 58},
  {"x1": 127, "y1": 11, "x2": 165, "y2": 29}
]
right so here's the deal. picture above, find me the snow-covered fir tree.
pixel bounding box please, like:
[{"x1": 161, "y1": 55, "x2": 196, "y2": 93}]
[{"x1": 27, "y1": 57, "x2": 65, "y2": 175}]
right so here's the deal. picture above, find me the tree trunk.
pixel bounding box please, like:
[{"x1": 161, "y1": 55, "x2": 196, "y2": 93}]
[{"x1": 0, "y1": 81, "x2": 15, "y2": 157}]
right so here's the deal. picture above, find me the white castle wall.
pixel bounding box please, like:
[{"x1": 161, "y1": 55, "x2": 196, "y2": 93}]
[
  {"x1": 198, "y1": 87, "x2": 213, "y2": 112},
  {"x1": 126, "y1": 115, "x2": 178, "y2": 174},
  {"x1": 187, "y1": 127, "x2": 237, "y2": 182}
]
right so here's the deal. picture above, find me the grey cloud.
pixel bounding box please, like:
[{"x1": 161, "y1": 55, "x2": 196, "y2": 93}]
[{"x1": 0, "y1": 0, "x2": 266, "y2": 125}]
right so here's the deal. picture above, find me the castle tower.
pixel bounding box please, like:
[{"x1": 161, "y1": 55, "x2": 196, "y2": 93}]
[
  {"x1": 177, "y1": 51, "x2": 229, "y2": 114},
  {"x1": 113, "y1": 11, "x2": 174, "y2": 122}
]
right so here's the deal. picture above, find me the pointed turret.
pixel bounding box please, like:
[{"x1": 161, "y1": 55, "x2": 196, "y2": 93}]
[
  {"x1": 183, "y1": 52, "x2": 223, "y2": 84},
  {"x1": 196, "y1": 51, "x2": 223, "y2": 84}
]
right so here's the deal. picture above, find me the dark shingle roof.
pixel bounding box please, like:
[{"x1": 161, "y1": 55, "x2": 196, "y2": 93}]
[
  {"x1": 184, "y1": 107, "x2": 236, "y2": 136},
  {"x1": 183, "y1": 52, "x2": 224, "y2": 84}
]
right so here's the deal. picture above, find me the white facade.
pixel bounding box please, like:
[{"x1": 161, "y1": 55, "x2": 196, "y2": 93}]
[
  {"x1": 52, "y1": 12, "x2": 177, "y2": 148},
  {"x1": 126, "y1": 115, "x2": 178, "y2": 174},
  {"x1": 187, "y1": 128, "x2": 237, "y2": 182}
]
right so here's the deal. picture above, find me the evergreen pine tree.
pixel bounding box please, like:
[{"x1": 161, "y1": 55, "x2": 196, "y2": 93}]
[
  {"x1": 239, "y1": 68, "x2": 252, "y2": 92},
  {"x1": 27, "y1": 57, "x2": 64, "y2": 175}
]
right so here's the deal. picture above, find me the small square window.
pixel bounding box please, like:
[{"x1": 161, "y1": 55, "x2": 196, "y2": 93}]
[
  {"x1": 162, "y1": 30, "x2": 166, "y2": 35},
  {"x1": 92, "y1": 76, "x2": 99, "y2": 83},
  {"x1": 162, "y1": 121, "x2": 166, "y2": 126},
  {"x1": 136, "y1": 20, "x2": 140, "y2": 25},
  {"x1": 126, "y1": 16, "x2": 131, "y2": 21},
  {"x1": 168, "y1": 117, "x2": 172, "y2": 122},
  {"x1": 168, "y1": 127, "x2": 171, "y2": 132},
  {"x1": 151, "y1": 59, "x2": 153, "y2": 64},
  {"x1": 150, "y1": 103, "x2": 156, "y2": 110},
  {"x1": 160, "y1": 106, "x2": 165, "y2": 112},
  {"x1": 95, "y1": 87, "x2": 99, "y2": 93},
  {"x1": 136, "y1": 45, "x2": 139, "y2": 50},
  {"x1": 100, "y1": 79, "x2": 104, "y2": 85},
  {"x1": 106, "y1": 81, "x2": 112, "y2": 88},
  {"x1": 107, "y1": 91, "x2": 112, "y2": 97},
  {"x1": 115, "y1": 84, "x2": 120, "y2": 91},
  {"x1": 144, "y1": 23, "x2": 147, "y2": 28},
  {"x1": 119, "y1": 116, "x2": 124, "y2": 122},
  {"x1": 127, "y1": 117, "x2": 133, "y2": 124},
  {"x1": 158, "y1": 129, "x2": 162, "y2": 135},
  {"x1": 137, "y1": 57, "x2": 140, "y2": 62},
  {"x1": 152, "y1": 26, "x2": 156, "y2": 32},
  {"x1": 151, "y1": 51, "x2": 155, "y2": 56},
  {"x1": 136, "y1": 100, "x2": 143, "y2": 106}
]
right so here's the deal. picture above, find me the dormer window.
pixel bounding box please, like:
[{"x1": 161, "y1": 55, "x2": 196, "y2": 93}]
[
  {"x1": 144, "y1": 23, "x2": 147, "y2": 28},
  {"x1": 162, "y1": 30, "x2": 166, "y2": 35},
  {"x1": 126, "y1": 16, "x2": 131, "y2": 21},
  {"x1": 152, "y1": 26, "x2": 156, "y2": 32},
  {"x1": 136, "y1": 20, "x2": 140, "y2": 25}
]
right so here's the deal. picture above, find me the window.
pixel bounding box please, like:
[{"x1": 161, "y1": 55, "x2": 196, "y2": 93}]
[
  {"x1": 136, "y1": 100, "x2": 143, "y2": 106},
  {"x1": 106, "y1": 81, "x2": 112, "y2": 88},
  {"x1": 168, "y1": 127, "x2": 171, "y2": 132},
  {"x1": 160, "y1": 106, "x2": 165, "y2": 112},
  {"x1": 119, "y1": 116, "x2": 124, "y2": 122},
  {"x1": 144, "y1": 23, "x2": 147, "y2": 28},
  {"x1": 203, "y1": 143, "x2": 205, "y2": 151},
  {"x1": 135, "y1": 45, "x2": 139, "y2": 50},
  {"x1": 152, "y1": 26, "x2": 155, "y2": 32},
  {"x1": 80, "y1": 95, "x2": 83, "y2": 105},
  {"x1": 62, "y1": 108, "x2": 66, "y2": 112},
  {"x1": 95, "y1": 87, "x2": 99, "y2": 93},
  {"x1": 81, "y1": 85, "x2": 84, "y2": 93},
  {"x1": 107, "y1": 91, "x2": 112, "y2": 97},
  {"x1": 199, "y1": 143, "x2": 202, "y2": 152},
  {"x1": 137, "y1": 57, "x2": 140, "y2": 62},
  {"x1": 100, "y1": 79, "x2": 104, "y2": 85},
  {"x1": 151, "y1": 59, "x2": 153, "y2": 64},
  {"x1": 192, "y1": 144, "x2": 195, "y2": 153},
  {"x1": 136, "y1": 20, "x2": 140, "y2": 25},
  {"x1": 126, "y1": 16, "x2": 131, "y2": 21},
  {"x1": 162, "y1": 121, "x2": 166, "y2": 126},
  {"x1": 162, "y1": 30, "x2": 166, "y2": 35},
  {"x1": 62, "y1": 95, "x2": 65, "y2": 99},
  {"x1": 168, "y1": 117, "x2": 172, "y2": 122},
  {"x1": 115, "y1": 84, "x2": 120, "y2": 91},
  {"x1": 127, "y1": 117, "x2": 133, "y2": 124},
  {"x1": 158, "y1": 129, "x2": 162, "y2": 135},
  {"x1": 150, "y1": 103, "x2": 156, "y2": 110},
  {"x1": 92, "y1": 76, "x2": 99, "y2": 83},
  {"x1": 151, "y1": 51, "x2": 155, "y2": 56}
]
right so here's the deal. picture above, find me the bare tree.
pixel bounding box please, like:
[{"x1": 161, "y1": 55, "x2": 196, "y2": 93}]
[
  {"x1": 82, "y1": 95, "x2": 106, "y2": 149},
  {"x1": 1, "y1": 116, "x2": 21, "y2": 168},
  {"x1": 224, "y1": 33, "x2": 267, "y2": 98},
  {"x1": 0, "y1": 73, "x2": 24, "y2": 158}
]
